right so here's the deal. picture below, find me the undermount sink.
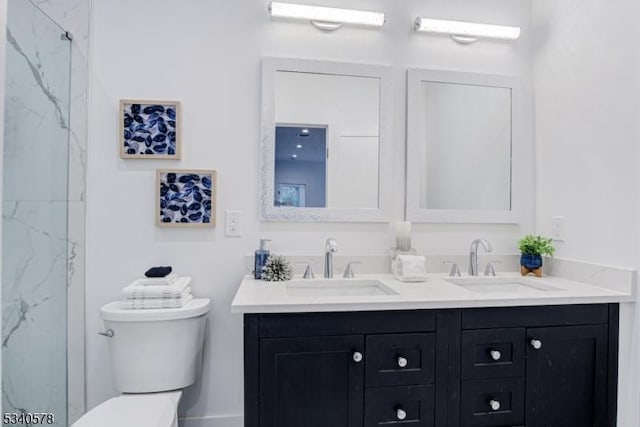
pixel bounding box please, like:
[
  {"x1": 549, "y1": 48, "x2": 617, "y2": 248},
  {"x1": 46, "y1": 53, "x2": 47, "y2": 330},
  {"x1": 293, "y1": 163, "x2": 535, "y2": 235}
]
[
  {"x1": 445, "y1": 277, "x2": 562, "y2": 294},
  {"x1": 286, "y1": 279, "x2": 398, "y2": 297}
]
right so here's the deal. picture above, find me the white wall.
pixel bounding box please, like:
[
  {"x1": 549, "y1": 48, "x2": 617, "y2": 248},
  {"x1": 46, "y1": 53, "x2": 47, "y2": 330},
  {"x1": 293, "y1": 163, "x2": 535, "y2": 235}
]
[
  {"x1": 531, "y1": 1, "x2": 640, "y2": 425},
  {"x1": 87, "y1": 0, "x2": 534, "y2": 424}
]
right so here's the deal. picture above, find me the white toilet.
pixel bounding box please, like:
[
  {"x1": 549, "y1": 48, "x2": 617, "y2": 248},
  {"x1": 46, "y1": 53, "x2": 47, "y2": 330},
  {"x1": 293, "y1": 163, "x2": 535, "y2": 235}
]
[{"x1": 73, "y1": 298, "x2": 210, "y2": 427}]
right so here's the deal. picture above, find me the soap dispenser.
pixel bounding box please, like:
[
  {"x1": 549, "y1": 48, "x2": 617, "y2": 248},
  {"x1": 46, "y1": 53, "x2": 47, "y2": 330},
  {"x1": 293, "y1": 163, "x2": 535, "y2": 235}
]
[{"x1": 254, "y1": 239, "x2": 272, "y2": 279}]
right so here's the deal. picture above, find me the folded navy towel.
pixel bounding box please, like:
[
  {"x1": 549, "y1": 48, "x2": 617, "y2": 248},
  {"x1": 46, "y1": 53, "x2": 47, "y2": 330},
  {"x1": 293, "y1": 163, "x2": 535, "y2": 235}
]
[{"x1": 145, "y1": 266, "x2": 173, "y2": 278}]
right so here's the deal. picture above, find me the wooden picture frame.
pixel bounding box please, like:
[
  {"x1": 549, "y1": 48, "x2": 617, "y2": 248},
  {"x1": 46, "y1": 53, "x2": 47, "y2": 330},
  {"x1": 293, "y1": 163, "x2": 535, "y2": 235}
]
[
  {"x1": 156, "y1": 169, "x2": 216, "y2": 227},
  {"x1": 120, "y1": 99, "x2": 182, "y2": 159}
]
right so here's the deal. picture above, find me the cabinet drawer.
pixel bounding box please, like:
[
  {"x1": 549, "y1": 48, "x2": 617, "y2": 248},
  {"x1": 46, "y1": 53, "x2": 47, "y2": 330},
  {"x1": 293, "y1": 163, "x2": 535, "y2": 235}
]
[
  {"x1": 365, "y1": 385, "x2": 434, "y2": 427},
  {"x1": 365, "y1": 333, "x2": 435, "y2": 387},
  {"x1": 462, "y1": 328, "x2": 525, "y2": 379},
  {"x1": 259, "y1": 310, "x2": 436, "y2": 337},
  {"x1": 461, "y1": 378, "x2": 525, "y2": 427},
  {"x1": 462, "y1": 304, "x2": 608, "y2": 329}
]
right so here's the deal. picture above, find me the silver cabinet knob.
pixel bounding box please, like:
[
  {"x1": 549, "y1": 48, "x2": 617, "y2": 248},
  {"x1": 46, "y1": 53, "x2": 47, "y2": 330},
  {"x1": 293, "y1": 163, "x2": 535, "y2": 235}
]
[
  {"x1": 396, "y1": 408, "x2": 407, "y2": 420},
  {"x1": 352, "y1": 351, "x2": 363, "y2": 363},
  {"x1": 530, "y1": 339, "x2": 542, "y2": 350},
  {"x1": 98, "y1": 329, "x2": 114, "y2": 338},
  {"x1": 489, "y1": 399, "x2": 501, "y2": 411},
  {"x1": 489, "y1": 350, "x2": 502, "y2": 361},
  {"x1": 397, "y1": 356, "x2": 408, "y2": 368}
]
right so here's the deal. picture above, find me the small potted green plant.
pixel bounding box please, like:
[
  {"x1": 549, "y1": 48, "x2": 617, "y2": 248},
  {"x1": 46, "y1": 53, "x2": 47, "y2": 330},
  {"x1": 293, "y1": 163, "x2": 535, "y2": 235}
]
[{"x1": 518, "y1": 234, "x2": 555, "y2": 277}]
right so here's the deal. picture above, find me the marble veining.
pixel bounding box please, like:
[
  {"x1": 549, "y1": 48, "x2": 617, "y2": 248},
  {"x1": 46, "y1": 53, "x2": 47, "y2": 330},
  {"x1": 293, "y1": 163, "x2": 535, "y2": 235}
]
[
  {"x1": 2, "y1": 201, "x2": 68, "y2": 425},
  {"x1": 2, "y1": 0, "x2": 89, "y2": 423},
  {"x1": 3, "y1": 0, "x2": 70, "y2": 203},
  {"x1": 13, "y1": 0, "x2": 91, "y2": 422},
  {"x1": 6, "y1": 29, "x2": 68, "y2": 130},
  {"x1": 36, "y1": 0, "x2": 90, "y2": 421}
]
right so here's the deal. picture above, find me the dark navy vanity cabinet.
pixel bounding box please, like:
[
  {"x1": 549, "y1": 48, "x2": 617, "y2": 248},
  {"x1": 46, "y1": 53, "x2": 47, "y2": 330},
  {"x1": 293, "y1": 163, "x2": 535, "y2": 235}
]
[{"x1": 244, "y1": 304, "x2": 619, "y2": 427}]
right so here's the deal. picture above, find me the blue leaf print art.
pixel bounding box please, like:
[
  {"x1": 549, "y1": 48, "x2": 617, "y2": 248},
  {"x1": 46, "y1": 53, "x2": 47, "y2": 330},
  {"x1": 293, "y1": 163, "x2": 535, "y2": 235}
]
[
  {"x1": 157, "y1": 170, "x2": 216, "y2": 227},
  {"x1": 121, "y1": 100, "x2": 181, "y2": 158}
]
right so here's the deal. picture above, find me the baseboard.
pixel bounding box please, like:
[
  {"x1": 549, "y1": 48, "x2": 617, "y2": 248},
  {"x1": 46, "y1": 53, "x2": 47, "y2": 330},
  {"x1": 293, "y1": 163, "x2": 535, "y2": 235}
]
[{"x1": 179, "y1": 414, "x2": 243, "y2": 427}]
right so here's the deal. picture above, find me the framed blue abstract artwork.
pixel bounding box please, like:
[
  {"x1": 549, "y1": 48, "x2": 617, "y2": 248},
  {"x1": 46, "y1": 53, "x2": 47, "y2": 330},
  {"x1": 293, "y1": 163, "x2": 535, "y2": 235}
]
[
  {"x1": 120, "y1": 100, "x2": 182, "y2": 159},
  {"x1": 156, "y1": 169, "x2": 216, "y2": 227}
]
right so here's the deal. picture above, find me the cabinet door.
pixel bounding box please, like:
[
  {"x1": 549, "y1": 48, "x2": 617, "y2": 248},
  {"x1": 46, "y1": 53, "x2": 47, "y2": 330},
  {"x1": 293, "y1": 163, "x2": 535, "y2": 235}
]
[
  {"x1": 526, "y1": 325, "x2": 608, "y2": 427},
  {"x1": 260, "y1": 335, "x2": 364, "y2": 427}
]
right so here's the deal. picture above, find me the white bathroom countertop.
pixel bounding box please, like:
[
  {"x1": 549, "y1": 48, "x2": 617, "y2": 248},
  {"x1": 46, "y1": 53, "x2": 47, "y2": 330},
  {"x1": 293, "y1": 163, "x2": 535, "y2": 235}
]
[{"x1": 231, "y1": 272, "x2": 636, "y2": 314}]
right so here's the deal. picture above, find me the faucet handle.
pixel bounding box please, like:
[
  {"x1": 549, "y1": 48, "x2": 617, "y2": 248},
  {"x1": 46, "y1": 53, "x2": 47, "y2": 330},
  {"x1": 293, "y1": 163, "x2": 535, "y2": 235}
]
[
  {"x1": 296, "y1": 262, "x2": 315, "y2": 279},
  {"x1": 443, "y1": 261, "x2": 461, "y2": 277},
  {"x1": 484, "y1": 261, "x2": 501, "y2": 276},
  {"x1": 343, "y1": 261, "x2": 362, "y2": 278}
]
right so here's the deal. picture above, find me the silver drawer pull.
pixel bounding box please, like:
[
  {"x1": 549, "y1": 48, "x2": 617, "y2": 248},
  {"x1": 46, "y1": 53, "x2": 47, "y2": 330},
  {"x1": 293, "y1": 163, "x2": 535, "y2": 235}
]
[
  {"x1": 530, "y1": 339, "x2": 542, "y2": 350},
  {"x1": 489, "y1": 399, "x2": 501, "y2": 411},
  {"x1": 352, "y1": 351, "x2": 363, "y2": 363},
  {"x1": 98, "y1": 329, "x2": 114, "y2": 338},
  {"x1": 396, "y1": 408, "x2": 407, "y2": 420},
  {"x1": 397, "y1": 356, "x2": 408, "y2": 368},
  {"x1": 489, "y1": 350, "x2": 502, "y2": 361}
]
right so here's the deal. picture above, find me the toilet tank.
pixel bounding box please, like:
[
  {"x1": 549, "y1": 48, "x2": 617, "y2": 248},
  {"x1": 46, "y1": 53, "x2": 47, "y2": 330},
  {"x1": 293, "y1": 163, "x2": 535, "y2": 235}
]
[{"x1": 100, "y1": 299, "x2": 210, "y2": 393}]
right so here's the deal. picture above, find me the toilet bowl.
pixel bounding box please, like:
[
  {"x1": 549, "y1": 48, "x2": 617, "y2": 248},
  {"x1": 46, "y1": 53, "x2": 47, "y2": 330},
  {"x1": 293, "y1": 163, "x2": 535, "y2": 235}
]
[{"x1": 72, "y1": 298, "x2": 210, "y2": 427}]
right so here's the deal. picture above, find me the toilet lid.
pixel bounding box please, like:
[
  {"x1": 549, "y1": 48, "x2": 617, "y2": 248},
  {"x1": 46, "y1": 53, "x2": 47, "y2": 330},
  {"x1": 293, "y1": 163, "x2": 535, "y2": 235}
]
[{"x1": 73, "y1": 394, "x2": 176, "y2": 427}]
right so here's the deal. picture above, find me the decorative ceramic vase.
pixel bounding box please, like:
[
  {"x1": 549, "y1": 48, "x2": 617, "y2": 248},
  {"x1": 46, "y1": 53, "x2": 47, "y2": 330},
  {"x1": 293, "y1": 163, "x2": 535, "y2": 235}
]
[
  {"x1": 520, "y1": 254, "x2": 542, "y2": 270},
  {"x1": 520, "y1": 254, "x2": 543, "y2": 277}
]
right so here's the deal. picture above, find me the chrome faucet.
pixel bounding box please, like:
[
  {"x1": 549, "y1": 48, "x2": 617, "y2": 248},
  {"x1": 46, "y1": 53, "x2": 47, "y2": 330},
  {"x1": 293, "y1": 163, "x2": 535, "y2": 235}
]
[
  {"x1": 469, "y1": 238, "x2": 492, "y2": 276},
  {"x1": 324, "y1": 238, "x2": 338, "y2": 278}
]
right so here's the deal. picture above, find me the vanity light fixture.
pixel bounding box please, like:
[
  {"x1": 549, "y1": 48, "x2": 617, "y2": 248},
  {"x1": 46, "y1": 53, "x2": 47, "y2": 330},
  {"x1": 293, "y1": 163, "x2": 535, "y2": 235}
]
[
  {"x1": 414, "y1": 17, "x2": 520, "y2": 44},
  {"x1": 268, "y1": 2, "x2": 385, "y2": 31}
]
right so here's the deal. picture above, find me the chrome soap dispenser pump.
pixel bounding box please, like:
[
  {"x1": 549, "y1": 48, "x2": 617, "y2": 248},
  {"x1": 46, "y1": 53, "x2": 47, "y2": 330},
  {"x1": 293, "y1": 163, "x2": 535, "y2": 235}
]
[{"x1": 254, "y1": 239, "x2": 272, "y2": 279}]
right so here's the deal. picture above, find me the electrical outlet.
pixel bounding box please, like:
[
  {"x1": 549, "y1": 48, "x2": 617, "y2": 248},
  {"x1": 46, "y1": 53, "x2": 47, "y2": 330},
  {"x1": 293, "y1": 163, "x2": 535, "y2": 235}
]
[
  {"x1": 225, "y1": 211, "x2": 242, "y2": 237},
  {"x1": 551, "y1": 216, "x2": 565, "y2": 241}
]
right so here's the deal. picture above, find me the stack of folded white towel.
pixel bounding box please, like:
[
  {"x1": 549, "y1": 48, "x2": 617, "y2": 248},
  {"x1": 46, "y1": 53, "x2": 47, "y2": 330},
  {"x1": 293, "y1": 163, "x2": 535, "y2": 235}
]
[
  {"x1": 393, "y1": 255, "x2": 427, "y2": 282},
  {"x1": 121, "y1": 275, "x2": 193, "y2": 309}
]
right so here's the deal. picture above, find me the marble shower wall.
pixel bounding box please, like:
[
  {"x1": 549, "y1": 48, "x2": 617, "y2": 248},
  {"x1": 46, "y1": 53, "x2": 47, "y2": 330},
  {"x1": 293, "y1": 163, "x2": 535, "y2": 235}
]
[
  {"x1": 34, "y1": 1, "x2": 92, "y2": 422},
  {"x1": 2, "y1": 0, "x2": 90, "y2": 424},
  {"x1": 30, "y1": 0, "x2": 90, "y2": 423}
]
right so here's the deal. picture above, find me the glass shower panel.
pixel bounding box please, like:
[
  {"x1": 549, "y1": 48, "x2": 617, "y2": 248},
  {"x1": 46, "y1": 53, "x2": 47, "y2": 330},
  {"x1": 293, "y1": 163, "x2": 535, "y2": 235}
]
[{"x1": 2, "y1": 0, "x2": 71, "y2": 425}]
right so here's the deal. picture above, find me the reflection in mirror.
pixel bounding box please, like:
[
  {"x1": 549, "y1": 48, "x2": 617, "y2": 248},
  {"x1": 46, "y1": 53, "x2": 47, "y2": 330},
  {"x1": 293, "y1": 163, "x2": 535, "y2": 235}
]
[
  {"x1": 420, "y1": 82, "x2": 512, "y2": 210},
  {"x1": 261, "y1": 58, "x2": 392, "y2": 222},
  {"x1": 274, "y1": 71, "x2": 380, "y2": 209},
  {"x1": 406, "y1": 69, "x2": 521, "y2": 223},
  {"x1": 275, "y1": 126, "x2": 327, "y2": 207}
]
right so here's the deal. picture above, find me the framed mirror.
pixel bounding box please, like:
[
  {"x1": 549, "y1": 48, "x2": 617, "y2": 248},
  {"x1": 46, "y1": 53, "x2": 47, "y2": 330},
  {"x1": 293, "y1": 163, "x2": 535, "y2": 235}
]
[
  {"x1": 260, "y1": 57, "x2": 392, "y2": 222},
  {"x1": 406, "y1": 68, "x2": 524, "y2": 223}
]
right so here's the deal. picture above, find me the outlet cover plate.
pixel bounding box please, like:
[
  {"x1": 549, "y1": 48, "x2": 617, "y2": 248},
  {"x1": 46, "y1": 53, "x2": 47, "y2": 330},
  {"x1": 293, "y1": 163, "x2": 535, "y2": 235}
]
[
  {"x1": 225, "y1": 210, "x2": 242, "y2": 237},
  {"x1": 551, "y1": 216, "x2": 565, "y2": 241}
]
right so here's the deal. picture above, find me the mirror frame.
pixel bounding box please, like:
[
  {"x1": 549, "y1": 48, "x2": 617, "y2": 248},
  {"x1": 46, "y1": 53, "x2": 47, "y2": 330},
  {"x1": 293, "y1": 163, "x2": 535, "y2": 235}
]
[
  {"x1": 406, "y1": 68, "x2": 524, "y2": 223},
  {"x1": 260, "y1": 57, "x2": 393, "y2": 222}
]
